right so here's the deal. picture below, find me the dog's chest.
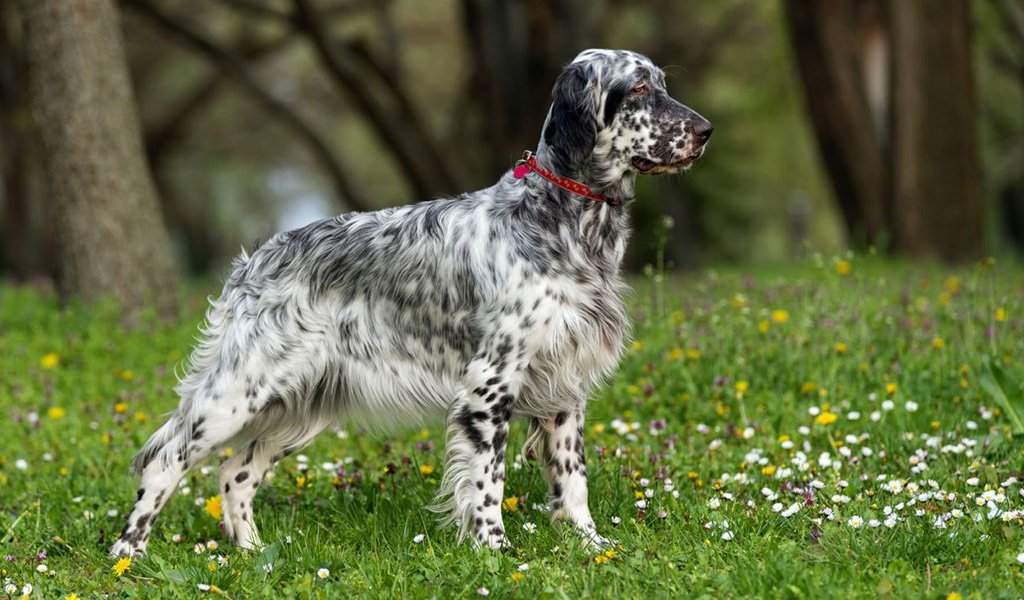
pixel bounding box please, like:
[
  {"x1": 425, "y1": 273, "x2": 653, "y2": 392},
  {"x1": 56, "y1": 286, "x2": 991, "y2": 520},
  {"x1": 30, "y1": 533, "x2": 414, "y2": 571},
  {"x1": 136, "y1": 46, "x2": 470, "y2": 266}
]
[{"x1": 524, "y1": 279, "x2": 627, "y2": 395}]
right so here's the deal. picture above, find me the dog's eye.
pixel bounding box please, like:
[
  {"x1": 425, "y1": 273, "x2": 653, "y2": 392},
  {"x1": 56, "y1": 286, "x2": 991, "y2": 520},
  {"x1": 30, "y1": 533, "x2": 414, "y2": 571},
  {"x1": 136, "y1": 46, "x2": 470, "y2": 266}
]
[{"x1": 632, "y1": 83, "x2": 649, "y2": 96}]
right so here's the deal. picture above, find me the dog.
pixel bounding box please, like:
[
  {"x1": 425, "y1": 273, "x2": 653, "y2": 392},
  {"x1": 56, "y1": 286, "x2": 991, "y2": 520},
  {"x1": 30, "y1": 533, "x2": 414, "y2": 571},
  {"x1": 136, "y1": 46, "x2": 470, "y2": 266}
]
[{"x1": 110, "y1": 48, "x2": 711, "y2": 557}]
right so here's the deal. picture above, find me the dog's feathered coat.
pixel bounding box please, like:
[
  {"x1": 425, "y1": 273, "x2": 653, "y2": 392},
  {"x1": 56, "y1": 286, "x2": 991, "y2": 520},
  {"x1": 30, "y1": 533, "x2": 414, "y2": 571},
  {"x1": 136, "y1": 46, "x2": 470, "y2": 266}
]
[{"x1": 111, "y1": 48, "x2": 711, "y2": 556}]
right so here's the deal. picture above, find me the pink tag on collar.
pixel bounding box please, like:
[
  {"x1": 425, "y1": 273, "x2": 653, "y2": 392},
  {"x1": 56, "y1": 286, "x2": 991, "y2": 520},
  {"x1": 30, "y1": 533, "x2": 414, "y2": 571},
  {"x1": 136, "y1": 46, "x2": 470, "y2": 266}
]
[{"x1": 513, "y1": 164, "x2": 529, "y2": 179}]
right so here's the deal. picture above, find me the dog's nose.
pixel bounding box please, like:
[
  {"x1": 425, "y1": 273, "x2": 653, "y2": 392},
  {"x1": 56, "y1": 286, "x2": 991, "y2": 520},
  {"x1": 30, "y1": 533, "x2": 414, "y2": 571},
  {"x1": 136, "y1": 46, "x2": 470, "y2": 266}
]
[{"x1": 692, "y1": 118, "x2": 713, "y2": 143}]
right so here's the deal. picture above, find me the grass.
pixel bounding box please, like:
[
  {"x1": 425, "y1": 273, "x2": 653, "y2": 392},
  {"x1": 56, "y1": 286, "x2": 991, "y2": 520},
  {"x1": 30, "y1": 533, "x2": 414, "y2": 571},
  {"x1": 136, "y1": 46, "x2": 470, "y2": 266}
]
[{"x1": 1, "y1": 256, "x2": 1023, "y2": 598}]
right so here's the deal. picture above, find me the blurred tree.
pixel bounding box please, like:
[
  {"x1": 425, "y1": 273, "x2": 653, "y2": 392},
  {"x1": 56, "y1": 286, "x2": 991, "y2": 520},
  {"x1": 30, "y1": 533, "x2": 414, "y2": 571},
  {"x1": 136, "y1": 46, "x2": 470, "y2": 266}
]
[
  {"x1": 459, "y1": 0, "x2": 592, "y2": 178},
  {"x1": 784, "y1": 0, "x2": 889, "y2": 246},
  {"x1": 0, "y1": 1, "x2": 47, "y2": 279},
  {"x1": 785, "y1": 0, "x2": 984, "y2": 261},
  {"x1": 127, "y1": 0, "x2": 373, "y2": 212},
  {"x1": 980, "y1": 0, "x2": 1024, "y2": 255},
  {"x1": 890, "y1": 0, "x2": 983, "y2": 260},
  {"x1": 18, "y1": 0, "x2": 178, "y2": 320}
]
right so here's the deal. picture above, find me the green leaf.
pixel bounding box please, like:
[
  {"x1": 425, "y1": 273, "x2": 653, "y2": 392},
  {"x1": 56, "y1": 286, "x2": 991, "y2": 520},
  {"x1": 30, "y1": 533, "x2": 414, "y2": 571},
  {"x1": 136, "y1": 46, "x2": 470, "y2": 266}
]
[
  {"x1": 256, "y1": 541, "x2": 282, "y2": 575},
  {"x1": 979, "y1": 357, "x2": 1024, "y2": 435},
  {"x1": 148, "y1": 554, "x2": 187, "y2": 585}
]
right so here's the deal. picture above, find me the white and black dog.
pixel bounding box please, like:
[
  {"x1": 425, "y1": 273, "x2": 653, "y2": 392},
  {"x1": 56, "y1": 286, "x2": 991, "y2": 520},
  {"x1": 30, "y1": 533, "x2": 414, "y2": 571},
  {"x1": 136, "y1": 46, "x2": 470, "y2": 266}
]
[{"x1": 111, "y1": 48, "x2": 711, "y2": 557}]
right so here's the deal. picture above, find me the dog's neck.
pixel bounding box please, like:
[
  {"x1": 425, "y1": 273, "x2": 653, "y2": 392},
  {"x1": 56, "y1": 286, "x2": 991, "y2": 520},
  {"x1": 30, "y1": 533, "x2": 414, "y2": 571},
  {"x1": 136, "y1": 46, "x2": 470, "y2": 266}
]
[
  {"x1": 514, "y1": 142, "x2": 633, "y2": 274},
  {"x1": 532, "y1": 142, "x2": 637, "y2": 205}
]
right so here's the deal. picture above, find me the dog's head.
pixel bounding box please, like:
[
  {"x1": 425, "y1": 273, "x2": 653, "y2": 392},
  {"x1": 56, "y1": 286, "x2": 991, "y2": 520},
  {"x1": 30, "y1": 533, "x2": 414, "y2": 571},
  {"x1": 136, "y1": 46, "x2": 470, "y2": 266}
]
[{"x1": 541, "y1": 49, "x2": 712, "y2": 186}]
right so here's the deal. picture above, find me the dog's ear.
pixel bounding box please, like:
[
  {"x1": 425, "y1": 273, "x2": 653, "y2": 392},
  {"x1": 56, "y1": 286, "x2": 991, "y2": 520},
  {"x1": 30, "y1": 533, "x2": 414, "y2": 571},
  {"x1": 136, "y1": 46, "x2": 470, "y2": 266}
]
[{"x1": 543, "y1": 62, "x2": 598, "y2": 172}]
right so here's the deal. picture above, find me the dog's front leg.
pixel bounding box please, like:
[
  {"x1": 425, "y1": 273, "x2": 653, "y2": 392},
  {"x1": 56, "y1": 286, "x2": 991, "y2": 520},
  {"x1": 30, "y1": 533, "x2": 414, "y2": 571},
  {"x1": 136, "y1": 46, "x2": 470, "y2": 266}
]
[
  {"x1": 530, "y1": 401, "x2": 610, "y2": 548},
  {"x1": 438, "y1": 355, "x2": 517, "y2": 549}
]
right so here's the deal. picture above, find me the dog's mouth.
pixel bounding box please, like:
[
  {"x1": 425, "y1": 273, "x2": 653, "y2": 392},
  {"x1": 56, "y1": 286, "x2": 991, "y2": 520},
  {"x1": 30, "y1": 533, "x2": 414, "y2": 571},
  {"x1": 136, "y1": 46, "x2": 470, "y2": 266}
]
[
  {"x1": 632, "y1": 143, "x2": 707, "y2": 174},
  {"x1": 631, "y1": 152, "x2": 702, "y2": 174},
  {"x1": 631, "y1": 157, "x2": 658, "y2": 173}
]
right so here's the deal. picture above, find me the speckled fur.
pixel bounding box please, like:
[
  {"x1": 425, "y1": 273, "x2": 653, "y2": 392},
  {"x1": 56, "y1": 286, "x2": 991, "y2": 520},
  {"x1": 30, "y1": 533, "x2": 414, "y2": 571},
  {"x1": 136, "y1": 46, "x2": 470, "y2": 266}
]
[{"x1": 110, "y1": 49, "x2": 711, "y2": 557}]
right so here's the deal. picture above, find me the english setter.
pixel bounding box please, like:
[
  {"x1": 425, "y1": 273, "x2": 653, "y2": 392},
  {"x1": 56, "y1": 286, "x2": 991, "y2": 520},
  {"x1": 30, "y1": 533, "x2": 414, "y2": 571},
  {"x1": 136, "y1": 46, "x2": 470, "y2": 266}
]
[{"x1": 111, "y1": 48, "x2": 711, "y2": 557}]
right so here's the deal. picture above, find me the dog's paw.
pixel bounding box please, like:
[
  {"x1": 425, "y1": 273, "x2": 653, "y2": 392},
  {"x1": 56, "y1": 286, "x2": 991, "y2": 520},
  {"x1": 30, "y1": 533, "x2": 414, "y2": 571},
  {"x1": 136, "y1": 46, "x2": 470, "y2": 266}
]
[
  {"x1": 109, "y1": 538, "x2": 146, "y2": 558},
  {"x1": 579, "y1": 530, "x2": 614, "y2": 550},
  {"x1": 473, "y1": 532, "x2": 511, "y2": 551}
]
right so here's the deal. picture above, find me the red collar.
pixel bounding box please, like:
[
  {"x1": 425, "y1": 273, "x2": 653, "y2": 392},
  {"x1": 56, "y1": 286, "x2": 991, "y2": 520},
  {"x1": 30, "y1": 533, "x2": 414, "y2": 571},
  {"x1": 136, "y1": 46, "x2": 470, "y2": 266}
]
[{"x1": 512, "y1": 151, "x2": 621, "y2": 206}]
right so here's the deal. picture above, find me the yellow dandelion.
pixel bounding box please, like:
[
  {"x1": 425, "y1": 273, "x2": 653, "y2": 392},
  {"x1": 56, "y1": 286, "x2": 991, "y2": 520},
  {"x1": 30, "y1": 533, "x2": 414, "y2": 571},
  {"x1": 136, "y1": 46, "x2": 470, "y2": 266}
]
[
  {"x1": 757, "y1": 320, "x2": 770, "y2": 333},
  {"x1": 734, "y1": 380, "x2": 749, "y2": 395},
  {"x1": 885, "y1": 383, "x2": 897, "y2": 395},
  {"x1": 419, "y1": 465, "x2": 434, "y2": 476},
  {"x1": 946, "y1": 593, "x2": 962, "y2": 600},
  {"x1": 205, "y1": 495, "x2": 222, "y2": 520},
  {"x1": 41, "y1": 353, "x2": 60, "y2": 369},
  {"x1": 511, "y1": 572, "x2": 524, "y2": 582},
  {"x1": 800, "y1": 382, "x2": 817, "y2": 395},
  {"x1": 419, "y1": 428, "x2": 430, "y2": 439},
  {"x1": 594, "y1": 555, "x2": 609, "y2": 565},
  {"x1": 135, "y1": 411, "x2": 147, "y2": 422},
  {"x1": 761, "y1": 465, "x2": 777, "y2": 476},
  {"x1": 502, "y1": 496, "x2": 519, "y2": 512},
  {"x1": 834, "y1": 342, "x2": 847, "y2": 354},
  {"x1": 731, "y1": 294, "x2": 747, "y2": 309},
  {"x1": 932, "y1": 337, "x2": 945, "y2": 349},
  {"x1": 771, "y1": 309, "x2": 789, "y2": 324},
  {"x1": 47, "y1": 406, "x2": 66, "y2": 420},
  {"x1": 686, "y1": 348, "x2": 701, "y2": 360},
  {"x1": 114, "y1": 402, "x2": 128, "y2": 414},
  {"x1": 944, "y1": 276, "x2": 962, "y2": 294},
  {"x1": 592, "y1": 423, "x2": 605, "y2": 434},
  {"x1": 668, "y1": 347, "x2": 684, "y2": 361},
  {"x1": 66, "y1": 594, "x2": 81, "y2": 600},
  {"x1": 995, "y1": 308, "x2": 1007, "y2": 322},
  {"x1": 112, "y1": 556, "x2": 131, "y2": 577},
  {"x1": 631, "y1": 340, "x2": 644, "y2": 351},
  {"x1": 120, "y1": 370, "x2": 134, "y2": 382},
  {"x1": 836, "y1": 260, "x2": 852, "y2": 276},
  {"x1": 815, "y1": 412, "x2": 838, "y2": 426}
]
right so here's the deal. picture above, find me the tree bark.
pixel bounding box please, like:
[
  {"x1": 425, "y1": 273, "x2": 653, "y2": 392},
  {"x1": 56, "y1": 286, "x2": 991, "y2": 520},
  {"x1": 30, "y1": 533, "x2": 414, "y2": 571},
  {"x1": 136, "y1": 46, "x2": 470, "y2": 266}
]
[
  {"x1": 18, "y1": 0, "x2": 178, "y2": 321},
  {"x1": 889, "y1": 0, "x2": 984, "y2": 260}
]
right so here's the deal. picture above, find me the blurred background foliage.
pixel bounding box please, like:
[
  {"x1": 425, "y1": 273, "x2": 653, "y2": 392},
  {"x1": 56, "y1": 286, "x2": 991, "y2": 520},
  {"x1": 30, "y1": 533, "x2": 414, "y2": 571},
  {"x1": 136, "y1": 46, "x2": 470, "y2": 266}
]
[{"x1": 1, "y1": 0, "x2": 1022, "y2": 285}]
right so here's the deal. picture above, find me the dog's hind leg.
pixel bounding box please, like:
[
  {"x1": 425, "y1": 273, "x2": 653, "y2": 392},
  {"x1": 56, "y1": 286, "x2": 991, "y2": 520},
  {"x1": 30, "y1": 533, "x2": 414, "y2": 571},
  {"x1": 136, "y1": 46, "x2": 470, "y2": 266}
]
[
  {"x1": 217, "y1": 439, "x2": 282, "y2": 550},
  {"x1": 110, "y1": 389, "x2": 252, "y2": 557},
  {"x1": 109, "y1": 423, "x2": 187, "y2": 557}
]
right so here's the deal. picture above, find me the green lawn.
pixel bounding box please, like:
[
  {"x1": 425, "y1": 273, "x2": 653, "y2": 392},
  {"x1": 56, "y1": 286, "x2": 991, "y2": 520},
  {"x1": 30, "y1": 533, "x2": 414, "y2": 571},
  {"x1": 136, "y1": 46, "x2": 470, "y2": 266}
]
[{"x1": 1, "y1": 257, "x2": 1023, "y2": 599}]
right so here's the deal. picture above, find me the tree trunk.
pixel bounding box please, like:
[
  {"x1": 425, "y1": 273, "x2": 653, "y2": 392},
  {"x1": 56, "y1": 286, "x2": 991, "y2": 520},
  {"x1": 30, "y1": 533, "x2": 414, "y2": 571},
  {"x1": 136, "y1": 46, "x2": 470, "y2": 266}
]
[
  {"x1": 889, "y1": 0, "x2": 984, "y2": 261},
  {"x1": 18, "y1": 0, "x2": 177, "y2": 321},
  {"x1": 784, "y1": 0, "x2": 889, "y2": 247}
]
